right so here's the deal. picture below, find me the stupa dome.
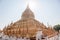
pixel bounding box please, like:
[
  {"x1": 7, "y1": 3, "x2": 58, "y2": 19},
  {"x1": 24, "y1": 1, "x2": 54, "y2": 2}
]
[{"x1": 21, "y1": 5, "x2": 35, "y2": 19}]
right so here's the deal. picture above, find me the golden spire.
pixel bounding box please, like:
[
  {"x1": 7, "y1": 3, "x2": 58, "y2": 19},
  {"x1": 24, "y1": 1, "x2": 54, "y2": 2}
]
[
  {"x1": 21, "y1": 3, "x2": 35, "y2": 19},
  {"x1": 27, "y1": 3, "x2": 29, "y2": 9}
]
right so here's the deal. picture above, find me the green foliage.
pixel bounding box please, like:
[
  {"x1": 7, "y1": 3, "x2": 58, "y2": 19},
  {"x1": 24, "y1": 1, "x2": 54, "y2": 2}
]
[{"x1": 53, "y1": 24, "x2": 60, "y2": 32}]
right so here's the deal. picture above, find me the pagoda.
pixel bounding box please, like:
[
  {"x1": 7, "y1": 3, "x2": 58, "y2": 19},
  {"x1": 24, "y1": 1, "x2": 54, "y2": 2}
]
[{"x1": 2, "y1": 5, "x2": 58, "y2": 40}]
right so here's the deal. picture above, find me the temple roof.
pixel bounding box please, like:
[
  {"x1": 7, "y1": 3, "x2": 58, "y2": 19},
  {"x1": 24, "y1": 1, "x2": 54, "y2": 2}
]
[{"x1": 0, "y1": 29, "x2": 2, "y2": 33}]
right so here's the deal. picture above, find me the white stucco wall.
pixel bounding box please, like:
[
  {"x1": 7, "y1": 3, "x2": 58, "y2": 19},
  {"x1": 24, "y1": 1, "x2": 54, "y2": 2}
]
[
  {"x1": 58, "y1": 33, "x2": 60, "y2": 40},
  {"x1": 36, "y1": 30, "x2": 42, "y2": 40},
  {"x1": 48, "y1": 35, "x2": 58, "y2": 40}
]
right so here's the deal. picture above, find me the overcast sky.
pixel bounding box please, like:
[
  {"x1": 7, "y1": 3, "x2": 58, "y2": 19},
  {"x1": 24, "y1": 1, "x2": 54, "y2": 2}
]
[{"x1": 0, "y1": 0, "x2": 60, "y2": 29}]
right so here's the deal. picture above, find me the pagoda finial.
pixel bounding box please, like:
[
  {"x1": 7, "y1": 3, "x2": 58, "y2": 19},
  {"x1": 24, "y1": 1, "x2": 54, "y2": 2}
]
[
  {"x1": 27, "y1": 3, "x2": 29, "y2": 9},
  {"x1": 21, "y1": 3, "x2": 35, "y2": 19}
]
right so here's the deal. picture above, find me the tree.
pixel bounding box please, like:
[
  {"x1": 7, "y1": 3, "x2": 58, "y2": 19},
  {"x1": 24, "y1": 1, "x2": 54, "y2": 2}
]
[{"x1": 53, "y1": 24, "x2": 60, "y2": 32}]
